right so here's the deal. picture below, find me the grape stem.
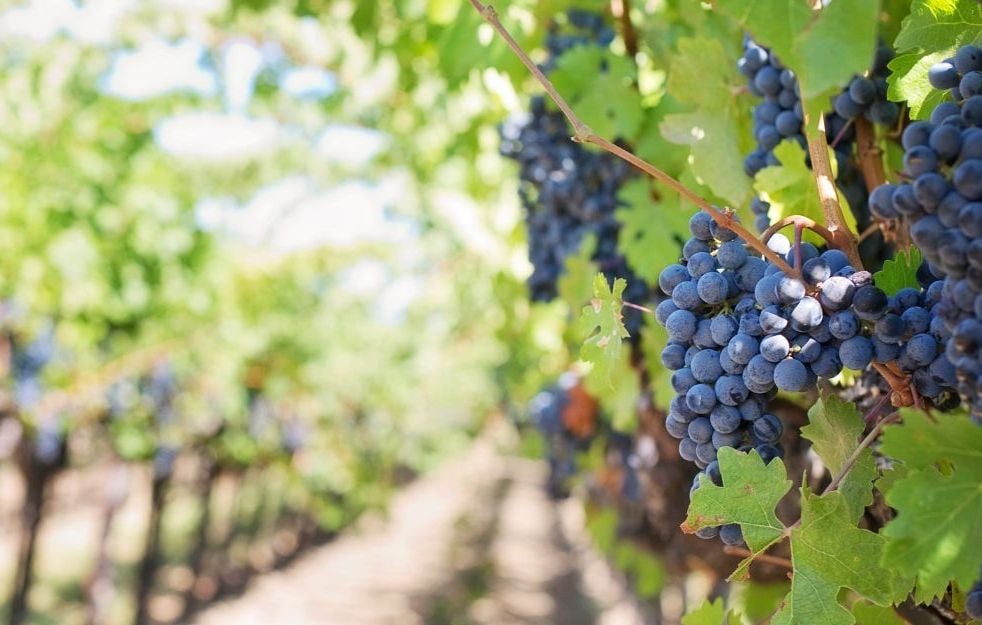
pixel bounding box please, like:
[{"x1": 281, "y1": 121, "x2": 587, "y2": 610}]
[
  {"x1": 622, "y1": 301, "x2": 654, "y2": 315},
  {"x1": 760, "y1": 215, "x2": 838, "y2": 250},
  {"x1": 466, "y1": 0, "x2": 799, "y2": 278},
  {"x1": 823, "y1": 396, "x2": 897, "y2": 495},
  {"x1": 722, "y1": 545, "x2": 792, "y2": 570},
  {"x1": 800, "y1": 101, "x2": 864, "y2": 269}
]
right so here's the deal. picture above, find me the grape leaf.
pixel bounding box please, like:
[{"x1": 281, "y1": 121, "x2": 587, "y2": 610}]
[
  {"x1": 660, "y1": 37, "x2": 753, "y2": 206},
  {"x1": 873, "y1": 247, "x2": 923, "y2": 295},
  {"x1": 715, "y1": 0, "x2": 878, "y2": 100},
  {"x1": 879, "y1": 410, "x2": 982, "y2": 475},
  {"x1": 616, "y1": 179, "x2": 688, "y2": 285},
  {"x1": 887, "y1": 0, "x2": 982, "y2": 119},
  {"x1": 850, "y1": 601, "x2": 908, "y2": 625},
  {"x1": 684, "y1": 448, "x2": 791, "y2": 552},
  {"x1": 800, "y1": 396, "x2": 876, "y2": 523},
  {"x1": 881, "y1": 467, "x2": 980, "y2": 603},
  {"x1": 577, "y1": 274, "x2": 629, "y2": 385},
  {"x1": 878, "y1": 411, "x2": 982, "y2": 601},
  {"x1": 551, "y1": 46, "x2": 644, "y2": 139},
  {"x1": 681, "y1": 598, "x2": 732, "y2": 625},
  {"x1": 775, "y1": 489, "x2": 900, "y2": 625},
  {"x1": 754, "y1": 141, "x2": 859, "y2": 244},
  {"x1": 738, "y1": 582, "x2": 791, "y2": 623},
  {"x1": 558, "y1": 234, "x2": 598, "y2": 310}
]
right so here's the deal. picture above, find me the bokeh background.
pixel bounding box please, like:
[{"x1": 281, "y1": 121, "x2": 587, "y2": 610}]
[{"x1": 0, "y1": 0, "x2": 655, "y2": 624}]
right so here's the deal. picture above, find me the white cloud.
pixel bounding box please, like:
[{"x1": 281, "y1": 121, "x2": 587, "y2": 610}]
[
  {"x1": 103, "y1": 38, "x2": 216, "y2": 100},
  {"x1": 154, "y1": 111, "x2": 280, "y2": 161}
]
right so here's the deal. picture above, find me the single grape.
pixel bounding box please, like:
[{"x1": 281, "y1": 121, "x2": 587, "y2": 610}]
[
  {"x1": 829, "y1": 310, "x2": 860, "y2": 339},
  {"x1": 666, "y1": 309, "x2": 698, "y2": 342},
  {"x1": 839, "y1": 336, "x2": 874, "y2": 370},
  {"x1": 752, "y1": 413, "x2": 783, "y2": 443},
  {"x1": 774, "y1": 358, "x2": 808, "y2": 391},
  {"x1": 686, "y1": 383, "x2": 717, "y2": 414}
]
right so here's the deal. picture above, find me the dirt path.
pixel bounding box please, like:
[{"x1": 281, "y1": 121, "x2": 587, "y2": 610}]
[{"x1": 185, "y1": 433, "x2": 650, "y2": 625}]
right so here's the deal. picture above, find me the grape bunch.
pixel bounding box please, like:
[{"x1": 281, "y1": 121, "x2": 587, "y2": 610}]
[
  {"x1": 832, "y1": 45, "x2": 900, "y2": 127},
  {"x1": 868, "y1": 44, "x2": 982, "y2": 418},
  {"x1": 500, "y1": 12, "x2": 652, "y2": 333},
  {"x1": 655, "y1": 211, "x2": 959, "y2": 543},
  {"x1": 740, "y1": 36, "x2": 899, "y2": 261}
]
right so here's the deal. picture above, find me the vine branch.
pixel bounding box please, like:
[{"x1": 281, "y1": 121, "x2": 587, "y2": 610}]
[
  {"x1": 722, "y1": 545, "x2": 793, "y2": 570},
  {"x1": 467, "y1": 0, "x2": 798, "y2": 278},
  {"x1": 823, "y1": 395, "x2": 896, "y2": 495},
  {"x1": 761, "y1": 215, "x2": 839, "y2": 251},
  {"x1": 800, "y1": 102, "x2": 863, "y2": 270},
  {"x1": 611, "y1": 0, "x2": 638, "y2": 58}
]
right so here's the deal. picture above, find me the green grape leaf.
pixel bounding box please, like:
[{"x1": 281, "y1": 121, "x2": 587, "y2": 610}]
[
  {"x1": 754, "y1": 141, "x2": 859, "y2": 243},
  {"x1": 887, "y1": 0, "x2": 982, "y2": 119},
  {"x1": 681, "y1": 598, "x2": 733, "y2": 625},
  {"x1": 685, "y1": 448, "x2": 791, "y2": 552},
  {"x1": 880, "y1": 410, "x2": 982, "y2": 475},
  {"x1": 715, "y1": 0, "x2": 878, "y2": 100},
  {"x1": 551, "y1": 46, "x2": 644, "y2": 139},
  {"x1": 878, "y1": 412, "x2": 982, "y2": 601},
  {"x1": 882, "y1": 467, "x2": 980, "y2": 602},
  {"x1": 558, "y1": 234, "x2": 598, "y2": 310},
  {"x1": 873, "y1": 247, "x2": 923, "y2": 295},
  {"x1": 616, "y1": 179, "x2": 688, "y2": 285},
  {"x1": 738, "y1": 582, "x2": 791, "y2": 623},
  {"x1": 577, "y1": 274, "x2": 630, "y2": 385},
  {"x1": 776, "y1": 489, "x2": 900, "y2": 625},
  {"x1": 660, "y1": 37, "x2": 753, "y2": 206},
  {"x1": 800, "y1": 396, "x2": 876, "y2": 523},
  {"x1": 791, "y1": 0, "x2": 880, "y2": 100},
  {"x1": 850, "y1": 601, "x2": 908, "y2": 625}
]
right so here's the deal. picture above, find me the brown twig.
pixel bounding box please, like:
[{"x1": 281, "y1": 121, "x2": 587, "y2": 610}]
[
  {"x1": 760, "y1": 215, "x2": 839, "y2": 250},
  {"x1": 853, "y1": 117, "x2": 886, "y2": 194},
  {"x1": 467, "y1": 0, "x2": 798, "y2": 278},
  {"x1": 611, "y1": 0, "x2": 638, "y2": 58},
  {"x1": 723, "y1": 545, "x2": 793, "y2": 570},
  {"x1": 800, "y1": 104, "x2": 863, "y2": 270},
  {"x1": 823, "y1": 396, "x2": 896, "y2": 495}
]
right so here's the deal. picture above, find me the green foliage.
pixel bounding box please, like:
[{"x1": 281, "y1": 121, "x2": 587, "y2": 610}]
[
  {"x1": 616, "y1": 180, "x2": 689, "y2": 285},
  {"x1": 681, "y1": 598, "x2": 733, "y2": 625},
  {"x1": 888, "y1": 0, "x2": 982, "y2": 119},
  {"x1": 754, "y1": 141, "x2": 858, "y2": 244},
  {"x1": 878, "y1": 412, "x2": 982, "y2": 601},
  {"x1": 773, "y1": 489, "x2": 901, "y2": 625},
  {"x1": 685, "y1": 448, "x2": 791, "y2": 553},
  {"x1": 577, "y1": 274, "x2": 630, "y2": 384},
  {"x1": 661, "y1": 37, "x2": 753, "y2": 206},
  {"x1": 551, "y1": 46, "x2": 645, "y2": 138},
  {"x1": 801, "y1": 396, "x2": 876, "y2": 522},
  {"x1": 874, "y1": 248, "x2": 924, "y2": 295},
  {"x1": 715, "y1": 0, "x2": 879, "y2": 100},
  {"x1": 558, "y1": 235, "x2": 599, "y2": 309}
]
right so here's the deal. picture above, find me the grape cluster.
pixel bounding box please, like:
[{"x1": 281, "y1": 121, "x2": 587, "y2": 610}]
[
  {"x1": 832, "y1": 45, "x2": 900, "y2": 127},
  {"x1": 500, "y1": 13, "x2": 652, "y2": 333},
  {"x1": 869, "y1": 44, "x2": 982, "y2": 418},
  {"x1": 529, "y1": 376, "x2": 580, "y2": 498},
  {"x1": 740, "y1": 37, "x2": 898, "y2": 261},
  {"x1": 656, "y1": 211, "x2": 959, "y2": 542}
]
